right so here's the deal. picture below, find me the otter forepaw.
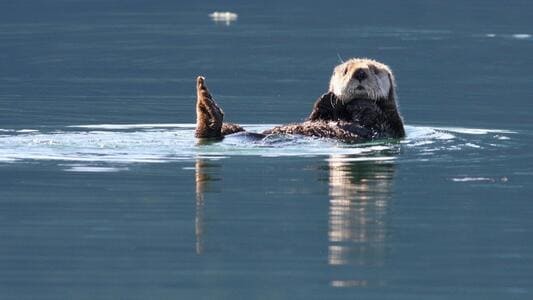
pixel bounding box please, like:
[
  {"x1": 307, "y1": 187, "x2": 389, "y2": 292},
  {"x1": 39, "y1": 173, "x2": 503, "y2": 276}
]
[
  {"x1": 346, "y1": 99, "x2": 381, "y2": 125},
  {"x1": 308, "y1": 92, "x2": 343, "y2": 121}
]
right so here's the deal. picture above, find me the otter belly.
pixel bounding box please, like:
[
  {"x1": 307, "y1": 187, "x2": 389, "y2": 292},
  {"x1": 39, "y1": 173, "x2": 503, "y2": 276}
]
[
  {"x1": 228, "y1": 121, "x2": 375, "y2": 143},
  {"x1": 222, "y1": 121, "x2": 388, "y2": 144}
]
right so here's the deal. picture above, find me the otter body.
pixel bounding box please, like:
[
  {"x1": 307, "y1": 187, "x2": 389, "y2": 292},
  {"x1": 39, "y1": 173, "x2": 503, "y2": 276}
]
[{"x1": 195, "y1": 58, "x2": 405, "y2": 143}]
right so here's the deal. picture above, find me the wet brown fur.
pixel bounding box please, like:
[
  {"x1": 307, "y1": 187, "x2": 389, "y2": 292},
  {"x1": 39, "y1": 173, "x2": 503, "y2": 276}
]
[{"x1": 195, "y1": 77, "x2": 244, "y2": 138}]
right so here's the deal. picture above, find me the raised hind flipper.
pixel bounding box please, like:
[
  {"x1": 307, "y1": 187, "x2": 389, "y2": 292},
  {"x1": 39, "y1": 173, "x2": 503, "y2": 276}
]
[{"x1": 195, "y1": 76, "x2": 244, "y2": 138}]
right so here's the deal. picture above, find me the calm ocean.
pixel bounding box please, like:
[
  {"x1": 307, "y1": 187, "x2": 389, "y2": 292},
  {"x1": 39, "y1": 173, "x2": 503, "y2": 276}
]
[{"x1": 1, "y1": 0, "x2": 532, "y2": 299}]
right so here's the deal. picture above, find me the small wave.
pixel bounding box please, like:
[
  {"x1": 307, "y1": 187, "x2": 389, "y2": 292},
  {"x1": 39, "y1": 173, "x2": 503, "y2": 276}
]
[
  {"x1": 495, "y1": 135, "x2": 510, "y2": 140},
  {"x1": 436, "y1": 127, "x2": 516, "y2": 135},
  {"x1": 482, "y1": 33, "x2": 531, "y2": 40},
  {"x1": 451, "y1": 176, "x2": 509, "y2": 183},
  {"x1": 451, "y1": 177, "x2": 493, "y2": 182},
  {"x1": 63, "y1": 165, "x2": 130, "y2": 172},
  {"x1": 68, "y1": 123, "x2": 197, "y2": 130}
]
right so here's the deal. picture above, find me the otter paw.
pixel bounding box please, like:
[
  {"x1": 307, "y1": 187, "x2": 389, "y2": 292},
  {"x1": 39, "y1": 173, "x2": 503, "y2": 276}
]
[{"x1": 195, "y1": 76, "x2": 224, "y2": 138}]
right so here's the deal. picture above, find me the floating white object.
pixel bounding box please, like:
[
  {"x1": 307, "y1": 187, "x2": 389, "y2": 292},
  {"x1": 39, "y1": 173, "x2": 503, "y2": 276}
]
[
  {"x1": 209, "y1": 11, "x2": 238, "y2": 25},
  {"x1": 512, "y1": 34, "x2": 531, "y2": 39}
]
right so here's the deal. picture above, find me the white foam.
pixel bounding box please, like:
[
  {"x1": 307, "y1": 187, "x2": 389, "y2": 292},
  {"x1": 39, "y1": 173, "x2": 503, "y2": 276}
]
[
  {"x1": 464, "y1": 143, "x2": 481, "y2": 149},
  {"x1": 405, "y1": 126, "x2": 455, "y2": 140},
  {"x1": 407, "y1": 140, "x2": 434, "y2": 147},
  {"x1": 495, "y1": 135, "x2": 510, "y2": 140}
]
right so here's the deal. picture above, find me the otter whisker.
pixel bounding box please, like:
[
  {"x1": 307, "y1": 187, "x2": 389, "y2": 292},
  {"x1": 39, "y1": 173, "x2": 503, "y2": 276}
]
[{"x1": 336, "y1": 53, "x2": 344, "y2": 63}]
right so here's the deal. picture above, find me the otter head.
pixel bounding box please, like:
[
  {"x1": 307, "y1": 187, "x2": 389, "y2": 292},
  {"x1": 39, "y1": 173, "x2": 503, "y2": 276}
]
[{"x1": 329, "y1": 58, "x2": 396, "y2": 104}]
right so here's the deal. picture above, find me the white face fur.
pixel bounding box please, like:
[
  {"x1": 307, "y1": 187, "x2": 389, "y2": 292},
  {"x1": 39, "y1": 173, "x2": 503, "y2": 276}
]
[{"x1": 328, "y1": 58, "x2": 394, "y2": 103}]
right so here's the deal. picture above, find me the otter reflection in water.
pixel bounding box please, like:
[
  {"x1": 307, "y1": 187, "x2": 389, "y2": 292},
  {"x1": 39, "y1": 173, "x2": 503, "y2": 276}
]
[
  {"x1": 194, "y1": 159, "x2": 222, "y2": 255},
  {"x1": 194, "y1": 155, "x2": 396, "y2": 287},
  {"x1": 327, "y1": 155, "x2": 395, "y2": 288}
]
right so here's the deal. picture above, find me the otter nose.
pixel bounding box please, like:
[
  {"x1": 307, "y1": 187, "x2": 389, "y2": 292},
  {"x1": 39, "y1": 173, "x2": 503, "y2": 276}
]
[{"x1": 354, "y1": 68, "x2": 367, "y2": 81}]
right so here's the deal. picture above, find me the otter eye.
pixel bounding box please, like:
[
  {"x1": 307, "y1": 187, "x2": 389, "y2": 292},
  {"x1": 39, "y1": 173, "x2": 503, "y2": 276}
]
[{"x1": 342, "y1": 68, "x2": 348, "y2": 76}]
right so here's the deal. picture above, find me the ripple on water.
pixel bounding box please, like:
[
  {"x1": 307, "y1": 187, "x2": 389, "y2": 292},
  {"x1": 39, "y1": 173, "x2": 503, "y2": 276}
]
[{"x1": 0, "y1": 124, "x2": 517, "y2": 171}]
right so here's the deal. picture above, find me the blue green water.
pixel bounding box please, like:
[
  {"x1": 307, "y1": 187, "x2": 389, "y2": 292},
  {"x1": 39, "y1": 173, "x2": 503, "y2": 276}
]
[{"x1": 1, "y1": 1, "x2": 533, "y2": 299}]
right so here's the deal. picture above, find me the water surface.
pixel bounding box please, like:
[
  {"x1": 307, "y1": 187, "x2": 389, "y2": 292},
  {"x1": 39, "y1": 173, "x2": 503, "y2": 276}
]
[{"x1": 1, "y1": 0, "x2": 533, "y2": 299}]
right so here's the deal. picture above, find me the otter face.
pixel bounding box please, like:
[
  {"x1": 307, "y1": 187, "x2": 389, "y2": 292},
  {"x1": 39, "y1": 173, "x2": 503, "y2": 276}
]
[{"x1": 329, "y1": 58, "x2": 394, "y2": 103}]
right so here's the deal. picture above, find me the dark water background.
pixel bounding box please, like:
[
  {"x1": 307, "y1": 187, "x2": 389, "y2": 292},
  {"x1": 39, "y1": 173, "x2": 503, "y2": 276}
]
[{"x1": 1, "y1": 0, "x2": 533, "y2": 299}]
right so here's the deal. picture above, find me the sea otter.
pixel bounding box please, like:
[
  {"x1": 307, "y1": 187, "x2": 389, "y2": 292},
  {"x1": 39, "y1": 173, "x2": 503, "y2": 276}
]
[{"x1": 195, "y1": 58, "x2": 405, "y2": 143}]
